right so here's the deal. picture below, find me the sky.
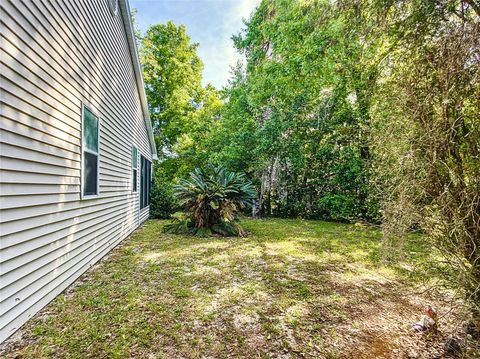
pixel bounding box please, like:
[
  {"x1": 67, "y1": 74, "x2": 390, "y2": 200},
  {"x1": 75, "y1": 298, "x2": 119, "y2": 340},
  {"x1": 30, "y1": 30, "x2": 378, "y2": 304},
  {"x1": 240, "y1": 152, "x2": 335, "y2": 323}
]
[{"x1": 130, "y1": 0, "x2": 260, "y2": 89}]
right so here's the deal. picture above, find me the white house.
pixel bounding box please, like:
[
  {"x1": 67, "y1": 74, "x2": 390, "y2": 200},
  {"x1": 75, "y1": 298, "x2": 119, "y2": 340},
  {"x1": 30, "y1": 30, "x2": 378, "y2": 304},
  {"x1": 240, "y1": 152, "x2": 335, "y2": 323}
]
[{"x1": 0, "y1": 0, "x2": 157, "y2": 343}]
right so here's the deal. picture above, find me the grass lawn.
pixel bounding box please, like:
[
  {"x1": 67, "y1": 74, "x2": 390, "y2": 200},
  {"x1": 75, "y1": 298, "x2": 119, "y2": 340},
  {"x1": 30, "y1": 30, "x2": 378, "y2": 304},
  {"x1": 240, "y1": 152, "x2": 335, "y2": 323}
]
[{"x1": 1, "y1": 219, "x2": 469, "y2": 358}]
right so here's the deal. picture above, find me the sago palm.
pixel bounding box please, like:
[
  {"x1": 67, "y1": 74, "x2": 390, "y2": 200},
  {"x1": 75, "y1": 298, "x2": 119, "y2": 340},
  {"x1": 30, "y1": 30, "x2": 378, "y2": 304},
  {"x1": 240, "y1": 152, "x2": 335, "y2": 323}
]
[{"x1": 165, "y1": 166, "x2": 256, "y2": 236}]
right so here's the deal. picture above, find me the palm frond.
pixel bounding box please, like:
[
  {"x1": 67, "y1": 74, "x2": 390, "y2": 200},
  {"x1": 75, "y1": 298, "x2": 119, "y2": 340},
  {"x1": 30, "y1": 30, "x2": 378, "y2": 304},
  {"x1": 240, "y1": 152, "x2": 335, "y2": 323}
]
[{"x1": 167, "y1": 165, "x2": 257, "y2": 236}]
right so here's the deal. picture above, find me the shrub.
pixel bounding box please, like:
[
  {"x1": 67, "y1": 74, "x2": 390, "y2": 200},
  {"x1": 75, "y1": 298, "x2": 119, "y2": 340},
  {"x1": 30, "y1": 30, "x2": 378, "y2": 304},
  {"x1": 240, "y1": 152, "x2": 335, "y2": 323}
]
[
  {"x1": 164, "y1": 166, "x2": 256, "y2": 236},
  {"x1": 150, "y1": 173, "x2": 176, "y2": 219}
]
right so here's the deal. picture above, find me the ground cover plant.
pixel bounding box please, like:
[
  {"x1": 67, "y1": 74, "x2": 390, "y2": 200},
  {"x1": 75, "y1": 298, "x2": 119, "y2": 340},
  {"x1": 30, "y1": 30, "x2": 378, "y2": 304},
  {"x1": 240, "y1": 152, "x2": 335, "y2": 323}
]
[{"x1": 1, "y1": 219, "x2": 475, "y2": 358}]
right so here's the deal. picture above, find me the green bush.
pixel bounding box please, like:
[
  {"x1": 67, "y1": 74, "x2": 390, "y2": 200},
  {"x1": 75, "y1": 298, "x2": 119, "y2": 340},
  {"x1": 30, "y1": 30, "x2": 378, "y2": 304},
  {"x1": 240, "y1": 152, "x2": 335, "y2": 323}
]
[{"x1": 150, "y1": 173, "x2": 176, "y2": 219}]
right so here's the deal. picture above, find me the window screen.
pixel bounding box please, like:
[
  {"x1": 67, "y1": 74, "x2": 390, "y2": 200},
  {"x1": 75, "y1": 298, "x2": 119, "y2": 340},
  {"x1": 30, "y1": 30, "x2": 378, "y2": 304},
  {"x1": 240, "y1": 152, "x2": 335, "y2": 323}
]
[
  {"x1": 82, "y1": 106, "x2": 99, "y2": 197},
  {"x1": 83, "y1": 152, "x2": 98, "y2": 195}
]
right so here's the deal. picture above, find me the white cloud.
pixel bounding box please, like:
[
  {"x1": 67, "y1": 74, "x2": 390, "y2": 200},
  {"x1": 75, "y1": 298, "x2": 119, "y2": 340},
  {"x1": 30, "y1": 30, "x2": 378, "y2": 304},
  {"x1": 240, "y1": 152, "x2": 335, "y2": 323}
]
[
  {"x1": 200, "y1": 0, "x2": 260, "y2": 87},
  {"x1": 132, "y1": 0, "x2": 260, "y2": 88}
]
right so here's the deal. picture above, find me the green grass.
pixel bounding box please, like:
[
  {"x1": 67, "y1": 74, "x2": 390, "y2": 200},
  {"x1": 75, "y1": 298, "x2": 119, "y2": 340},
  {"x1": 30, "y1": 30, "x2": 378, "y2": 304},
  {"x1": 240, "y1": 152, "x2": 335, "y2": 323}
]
[{"x1": 1, "y1": 219, "x2": 461, "y2": 358}]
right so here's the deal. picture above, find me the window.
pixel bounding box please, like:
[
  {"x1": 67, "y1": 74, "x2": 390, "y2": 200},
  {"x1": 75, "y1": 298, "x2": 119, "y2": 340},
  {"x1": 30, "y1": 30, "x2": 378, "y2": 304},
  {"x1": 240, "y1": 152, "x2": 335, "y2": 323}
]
[
  {"x1": 82, "y1": 106, "x2": 99, "y2": 197},
  {"x1": 132, "y1": 146, "x2": 138, "y2": 192},
  {"x1": 140, "y1": 155, "x2": 151, "y2": 209}
]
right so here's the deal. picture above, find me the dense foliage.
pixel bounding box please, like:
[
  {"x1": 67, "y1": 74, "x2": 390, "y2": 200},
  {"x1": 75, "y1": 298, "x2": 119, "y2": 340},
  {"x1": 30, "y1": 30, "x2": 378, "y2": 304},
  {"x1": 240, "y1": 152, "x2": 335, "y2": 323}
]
[
  {"x1": 165, "y1": 166, "x2": 256, "y2": 236},
  {"x1": 224, "y1": 1, "x2": 379, "y2": 221},
  {"x1": 369, "y1": 0, "x2": 480, "y2": 321},
  {"x1": 139, "y1": 22, "x2": 223, "y2": 182},
  {"x1": 137, "y1": 0, "x2": 479, "y2": 326},
  {"x1": 149, "y1": 170, "x2": 176, "y2": 219}
]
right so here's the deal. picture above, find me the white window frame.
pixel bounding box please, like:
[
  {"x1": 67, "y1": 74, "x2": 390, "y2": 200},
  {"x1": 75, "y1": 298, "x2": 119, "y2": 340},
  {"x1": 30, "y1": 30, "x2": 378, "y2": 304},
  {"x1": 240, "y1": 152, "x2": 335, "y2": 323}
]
[
  {"x1": 81, "y1": 103, "x2": 100, "y2": 199},
  {"x1": 132, "y1": 145, "x2": 138, "y2": 193}
]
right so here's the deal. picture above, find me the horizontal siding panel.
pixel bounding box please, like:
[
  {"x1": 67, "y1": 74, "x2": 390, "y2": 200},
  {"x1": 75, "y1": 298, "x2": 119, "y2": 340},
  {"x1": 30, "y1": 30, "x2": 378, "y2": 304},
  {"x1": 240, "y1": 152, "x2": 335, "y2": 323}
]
[
  {"x1": 0, "y1": 0, "x2": 153, "y2": 343},
  {"x1": 1, "y1": 31, "x2": 135, "y2": 156},
  {"x1": 1, "y1": 202, "x2": 132, "y2": 273},
  {"x1": 0, "y1": 89, "x2": 80, "y2": 139},
  {"x1": 1, "y1": 104, "x2": 80, "y2": 148},
  {"x1": 0, "y1": 183, "x2": 79, "y2": 197},
  {"x1": 98, "y1": 148, "x2": 130, "y2": 172},
  {"x1": 0, "y1": 157, "x2": 80, "y2": 178},
  {"x1": 0, "y1": 192, "x2": 80, "y2": 210},
  {"x1": 2, "y1": 3, "x2": 143, "y2": 142},
  {"x1": 0, "y1": 129, "x2": 81, "y2": 162},
  {"x1": 0, "y1": 170, "x2": 80, "y2": 186},
  {"x1": 0, "y1": 35, "x2": 82, "y2": 114},
  {"x1": 2, "y1": 11, "x2": 151, "y2": 160},
  {"x1": 1, "y1": 228, "x2": 130, "y2": 333},
  {"x1": 99, "y1": 172, "x2": 130, "y2": 184},
  {"x1": 99, "y1": 134, "x2": 132, "y2": 163},
  {"x1": 0, "y1": 143, "x2": 80, "y2": 169},
  {"x1": 0, "y1": 197, "x2": 130, "y2": 239},
  {"x1": 0, "y1": 116, "x2": 80, "y2": 155},
  {"x1": 1, "y1": 198, "x2": 134, "y2": 250},
  {"x1": 140, "y1": 207, "x2": 150, "y2": 223},
  {"x1": 1, "y1": 208, "x2": 137, "y2": 296},
  {"x1": 1, "y1": 5, "x2": 98, "y2": 99},
  {"x1": 58, "y1": 0, "x2": 141, "y2": 116},
  {"x1": 0, "y1": 69, "x2": 80, "y2": 129},
  {"x1": 0, "y1": 239, "x2": 117, "y2": 341},
  {"x1": 100, "y1": 178, "x2": 131, "y2": 186},
  {"x1": 0, "y1": 195, "x2": 129, "y2": 223}
]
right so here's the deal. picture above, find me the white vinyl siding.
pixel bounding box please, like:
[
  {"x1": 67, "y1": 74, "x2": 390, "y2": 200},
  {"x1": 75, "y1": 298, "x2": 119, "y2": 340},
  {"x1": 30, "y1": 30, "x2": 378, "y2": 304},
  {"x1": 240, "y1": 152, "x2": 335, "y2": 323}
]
[{"x1": 0, "y1": 0, "x2": 154, "y2": 343}]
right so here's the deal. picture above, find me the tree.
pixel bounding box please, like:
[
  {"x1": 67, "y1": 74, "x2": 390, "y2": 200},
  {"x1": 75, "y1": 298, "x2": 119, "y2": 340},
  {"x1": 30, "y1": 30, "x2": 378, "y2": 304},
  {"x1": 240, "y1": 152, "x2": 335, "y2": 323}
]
[
  {"x1": 221, "y1": 0, "x2": 380, "y2": 220},
  {"x1": 370, "y1": 0, "x2": 480, "y2": 326},
  {"x1": 140, "y1": 22, "x2": 204, "y2": 157}
]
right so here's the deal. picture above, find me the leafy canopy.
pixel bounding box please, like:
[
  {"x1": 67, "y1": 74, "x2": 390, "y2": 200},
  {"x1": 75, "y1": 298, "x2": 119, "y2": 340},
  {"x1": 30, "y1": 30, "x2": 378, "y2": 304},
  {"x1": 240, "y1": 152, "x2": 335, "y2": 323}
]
[{"x1": 140, "y1": 21, "x2": 204, "y2": 156}]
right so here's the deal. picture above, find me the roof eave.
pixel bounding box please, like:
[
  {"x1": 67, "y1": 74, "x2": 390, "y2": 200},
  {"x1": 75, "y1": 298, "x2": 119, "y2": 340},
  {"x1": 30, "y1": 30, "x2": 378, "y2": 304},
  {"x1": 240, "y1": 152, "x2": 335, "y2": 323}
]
[{"x1": 118, "y1": 0, "x2": 158, "y2": 160}]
